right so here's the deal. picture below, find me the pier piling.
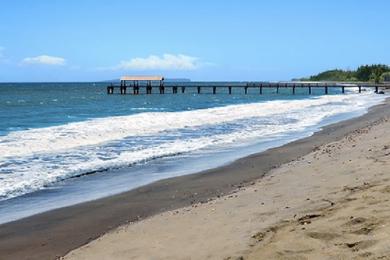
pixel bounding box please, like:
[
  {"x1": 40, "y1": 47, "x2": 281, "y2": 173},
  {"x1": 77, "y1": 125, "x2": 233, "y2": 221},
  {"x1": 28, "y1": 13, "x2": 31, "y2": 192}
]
[
  {"x1": 107, "y1": 86, "x2": 114, "y2": 94},
  {"x1": 146, "y1": 83, "x2": 152, "y2": 94},
  {"x1": 120, "y1": 86, "x2": 127, "y2": 94}
]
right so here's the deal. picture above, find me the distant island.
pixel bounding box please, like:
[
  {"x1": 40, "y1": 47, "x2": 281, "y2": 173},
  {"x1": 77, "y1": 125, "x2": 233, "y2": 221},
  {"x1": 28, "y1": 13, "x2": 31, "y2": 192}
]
[
  {"x1": 103, "y1": 78, "x2": 191, "y2": 83},
  {"x1": 296, "y1": 64, "x2": 390, "y2": 83},
  {"x1": 164, "y1": 78, "x2": 191, "y2": 83}
]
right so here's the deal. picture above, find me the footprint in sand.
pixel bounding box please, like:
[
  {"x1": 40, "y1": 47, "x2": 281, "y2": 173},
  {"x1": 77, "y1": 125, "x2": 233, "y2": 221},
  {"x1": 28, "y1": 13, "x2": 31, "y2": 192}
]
[
  {"x1": 345, "y1": 217, "x2": 382, "y2": 235},
  {"x1": 306, "y1": 231, "x2": 340, "y2": 241},
  {"x1": 344, "y1": 240, "x2": 378, "y2": 252}
]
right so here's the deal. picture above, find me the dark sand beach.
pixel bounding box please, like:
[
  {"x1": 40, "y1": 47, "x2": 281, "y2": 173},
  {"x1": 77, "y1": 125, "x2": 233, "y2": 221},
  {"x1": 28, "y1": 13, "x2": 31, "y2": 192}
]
[{"x1": 0, "y1": 98, "x2": 389, "y2": 260}]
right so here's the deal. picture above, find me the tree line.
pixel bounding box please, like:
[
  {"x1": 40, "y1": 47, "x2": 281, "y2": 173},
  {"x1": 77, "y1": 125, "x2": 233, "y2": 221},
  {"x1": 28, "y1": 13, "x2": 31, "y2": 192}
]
[{"x1": 299, "y1": 64, "x2": 390, "y2": 83}]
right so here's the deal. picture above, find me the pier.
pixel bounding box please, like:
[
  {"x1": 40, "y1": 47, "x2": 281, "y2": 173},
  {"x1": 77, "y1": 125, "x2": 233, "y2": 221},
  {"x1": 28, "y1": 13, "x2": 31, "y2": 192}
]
[{"x1": 107, "y1": 76, "x2": 388, "y2": 95}]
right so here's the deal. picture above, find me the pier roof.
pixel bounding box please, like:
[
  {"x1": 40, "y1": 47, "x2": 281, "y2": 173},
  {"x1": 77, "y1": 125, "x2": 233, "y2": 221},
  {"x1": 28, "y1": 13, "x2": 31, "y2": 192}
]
[{"x1": 120, "y1": 76, "x2": 164, "y2": 81}]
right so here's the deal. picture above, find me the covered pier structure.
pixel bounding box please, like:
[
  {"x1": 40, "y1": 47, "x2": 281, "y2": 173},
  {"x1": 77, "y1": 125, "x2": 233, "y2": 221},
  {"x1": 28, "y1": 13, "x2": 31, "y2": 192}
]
[
  {"x1": 107, "y1": 76, "x2": 165, "y2": 95},
  {"x1": 107, "y1": 77, "x2": 388, "y2": 95}
]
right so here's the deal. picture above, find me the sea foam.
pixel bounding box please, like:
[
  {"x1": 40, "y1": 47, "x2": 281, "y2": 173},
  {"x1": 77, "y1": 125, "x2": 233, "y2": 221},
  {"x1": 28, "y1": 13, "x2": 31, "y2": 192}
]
[{"x1": 0, "y1": 93, "x2": 385, "y2": 200}]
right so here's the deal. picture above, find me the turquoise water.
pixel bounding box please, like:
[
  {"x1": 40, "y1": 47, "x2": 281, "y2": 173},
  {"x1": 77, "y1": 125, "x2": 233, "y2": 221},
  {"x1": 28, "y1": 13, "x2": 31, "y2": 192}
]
[{"x1": 0, "y1": 82, "x2": 385, "y2": 223}]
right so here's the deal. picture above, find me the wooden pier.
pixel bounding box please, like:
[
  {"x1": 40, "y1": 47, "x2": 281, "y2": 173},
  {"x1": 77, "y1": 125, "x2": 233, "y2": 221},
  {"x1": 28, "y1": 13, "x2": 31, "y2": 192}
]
[{"x1": 107, "y1": 76, "x2": 388, "y2": 95}]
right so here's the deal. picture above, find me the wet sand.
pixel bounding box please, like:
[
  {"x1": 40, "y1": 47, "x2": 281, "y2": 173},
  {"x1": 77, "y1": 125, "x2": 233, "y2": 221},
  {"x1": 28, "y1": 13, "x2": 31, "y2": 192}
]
[{"x1": 1, "y1": 98, "x2": 390, "y2": 260}]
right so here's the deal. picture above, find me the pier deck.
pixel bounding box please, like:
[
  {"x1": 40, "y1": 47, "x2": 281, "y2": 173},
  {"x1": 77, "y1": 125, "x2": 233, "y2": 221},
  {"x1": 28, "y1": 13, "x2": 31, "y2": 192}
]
[{"x1": 107, "y1": 81, "x2": 388, "y2": 95}]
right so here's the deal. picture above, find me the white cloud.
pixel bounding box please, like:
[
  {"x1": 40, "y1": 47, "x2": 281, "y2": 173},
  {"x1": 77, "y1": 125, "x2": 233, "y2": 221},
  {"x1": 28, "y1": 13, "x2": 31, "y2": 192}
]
[
  {"x1": 22, "y1": 55, "x2": 66, "y2": 66},
  {"x1": 114, "y1": 54, "x2": 200, "y2": 70}
]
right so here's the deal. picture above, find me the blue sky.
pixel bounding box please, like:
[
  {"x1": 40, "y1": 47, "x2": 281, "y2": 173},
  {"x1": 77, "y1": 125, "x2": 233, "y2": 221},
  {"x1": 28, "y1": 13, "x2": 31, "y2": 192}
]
[{"x1": 0, "y1": 0, "x2": 389, "y2": 82}]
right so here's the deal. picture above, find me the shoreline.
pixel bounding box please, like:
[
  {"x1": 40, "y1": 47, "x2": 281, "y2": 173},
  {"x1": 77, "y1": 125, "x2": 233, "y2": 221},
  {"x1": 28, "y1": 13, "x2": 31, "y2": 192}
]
[
  {"x1": 1, "y1": 96, "x2": 376, "y2": 225},
  {"x1": 0, "y1": 97, "x2": 389, "y2": 260},
  {"x1": 66, "y1": 96, "x2": 390, "y2": 259}
]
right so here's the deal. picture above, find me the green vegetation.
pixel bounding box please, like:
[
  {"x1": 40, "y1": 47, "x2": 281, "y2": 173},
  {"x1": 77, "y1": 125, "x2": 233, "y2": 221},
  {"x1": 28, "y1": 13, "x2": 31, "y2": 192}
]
[{"x1": 299, "y1": 64, "x2": 390, "y2": 83}]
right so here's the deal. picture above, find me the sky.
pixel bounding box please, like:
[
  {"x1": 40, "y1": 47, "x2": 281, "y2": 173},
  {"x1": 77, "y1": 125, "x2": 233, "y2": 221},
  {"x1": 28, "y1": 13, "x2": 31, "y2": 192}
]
[{"x1": 0, "y1": 0, "x2": 389, "y2": 82}]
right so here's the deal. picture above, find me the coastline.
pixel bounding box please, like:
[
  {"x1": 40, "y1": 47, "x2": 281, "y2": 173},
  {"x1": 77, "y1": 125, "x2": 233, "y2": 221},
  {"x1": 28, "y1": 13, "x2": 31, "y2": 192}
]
[{"x1": 0, "y1": 97, "x2": 389, "y2": 260}]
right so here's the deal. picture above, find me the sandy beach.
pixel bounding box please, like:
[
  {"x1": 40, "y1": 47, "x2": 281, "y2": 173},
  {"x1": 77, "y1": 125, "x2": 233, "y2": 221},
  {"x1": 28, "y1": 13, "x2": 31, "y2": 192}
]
[
  {"x1": 0, "y1": 98, "x2": 389, "y2": 260},
  {"x1": 63, "y1": 98, "x2": 390, "y2": 260}
]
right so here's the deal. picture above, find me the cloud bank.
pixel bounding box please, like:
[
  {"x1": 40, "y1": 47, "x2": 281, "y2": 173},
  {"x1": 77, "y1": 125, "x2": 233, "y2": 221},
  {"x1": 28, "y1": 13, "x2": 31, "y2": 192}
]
[
  {"x1": 22, "y1": 55, "x2": 66, "y2": 66},
  {"x1": 114, "y1": 54, "x2": 200, "y2": 70}
]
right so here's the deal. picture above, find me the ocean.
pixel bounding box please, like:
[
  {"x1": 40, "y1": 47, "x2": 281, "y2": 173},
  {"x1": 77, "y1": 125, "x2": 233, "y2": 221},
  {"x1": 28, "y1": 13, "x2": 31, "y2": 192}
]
[{"x1": 0, "y1": 82, "x2": 386, "y2": 223}]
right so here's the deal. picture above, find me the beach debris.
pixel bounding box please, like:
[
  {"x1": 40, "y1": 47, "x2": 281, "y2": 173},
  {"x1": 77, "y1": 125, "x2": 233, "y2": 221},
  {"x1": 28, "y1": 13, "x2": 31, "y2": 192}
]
[{"x1": 298, "y1": 214, "x2": 321, "y2": 225}]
